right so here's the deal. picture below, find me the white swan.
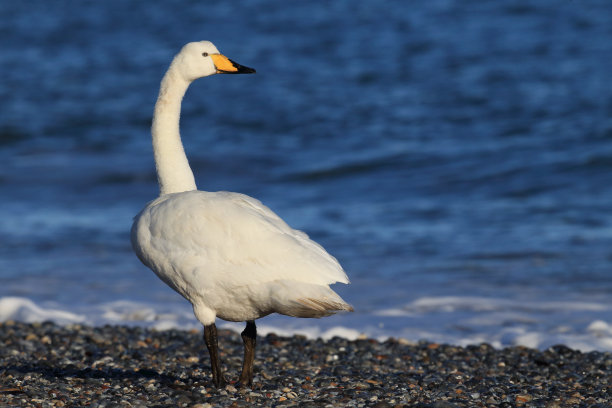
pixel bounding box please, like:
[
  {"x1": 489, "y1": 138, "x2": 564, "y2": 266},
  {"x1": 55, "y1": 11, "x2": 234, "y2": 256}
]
[{"x1": 131, "y1": 41, "x2": 352, "y2": 387}]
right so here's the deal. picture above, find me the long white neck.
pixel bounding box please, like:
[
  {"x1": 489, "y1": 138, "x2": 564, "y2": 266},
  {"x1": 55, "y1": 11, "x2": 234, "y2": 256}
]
[{"x1": 151, "y1": 65, "x2": 197, "y2": 195}]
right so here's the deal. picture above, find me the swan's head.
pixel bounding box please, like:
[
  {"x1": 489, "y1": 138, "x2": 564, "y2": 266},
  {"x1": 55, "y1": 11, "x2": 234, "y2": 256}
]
[{"x1": 173, "y1": 41, "x2": 255, "y2": 82}]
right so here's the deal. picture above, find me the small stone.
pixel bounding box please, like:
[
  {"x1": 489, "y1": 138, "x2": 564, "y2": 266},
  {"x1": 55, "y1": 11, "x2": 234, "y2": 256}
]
[
  {"x1": 325, "y1": 354, "x2": 339, "y2": 362},
  {"x1": 516, "y1": 394, "x2": 533, "y2": 403},
  {"x1": 194, "y1": 386, "x2": 207, "y2": 394}
]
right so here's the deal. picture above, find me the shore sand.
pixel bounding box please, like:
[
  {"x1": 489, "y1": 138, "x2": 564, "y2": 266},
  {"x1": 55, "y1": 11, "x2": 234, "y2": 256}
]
[{"x1": 0, "y1": 321, "x2": 609, "y2": 407}]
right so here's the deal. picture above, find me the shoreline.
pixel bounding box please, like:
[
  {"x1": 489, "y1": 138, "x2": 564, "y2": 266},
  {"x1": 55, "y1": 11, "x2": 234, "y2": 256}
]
[{"x1": 0, "y1": 321, "x2": 609, "y2": 407}]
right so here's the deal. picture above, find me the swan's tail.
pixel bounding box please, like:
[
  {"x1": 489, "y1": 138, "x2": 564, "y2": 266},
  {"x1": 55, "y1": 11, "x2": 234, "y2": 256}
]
[
  {"x1": 257, "y1": 280, "x2": 353, "y2": 318},
  {"x1": 293, "y1": 296, "x2": 354, "y2": 318}
]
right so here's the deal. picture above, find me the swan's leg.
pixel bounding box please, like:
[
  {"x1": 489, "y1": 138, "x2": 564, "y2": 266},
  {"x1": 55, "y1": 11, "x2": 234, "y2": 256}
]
[
  {"x1": 203, "y1": 323, "x2": 226, "y2": 388},
  {"x1": 238, "y1": 320, "x2": 257, "y2": 387}
]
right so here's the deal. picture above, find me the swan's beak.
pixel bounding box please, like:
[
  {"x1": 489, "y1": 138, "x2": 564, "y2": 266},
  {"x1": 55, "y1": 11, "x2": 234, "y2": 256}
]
[{"x1": 211, "y1": 54, "x2": 256, "y2": 74}]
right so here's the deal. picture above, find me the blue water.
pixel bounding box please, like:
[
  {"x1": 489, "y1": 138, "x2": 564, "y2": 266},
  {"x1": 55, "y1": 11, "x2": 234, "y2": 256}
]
[{"x1": 1, "y1": 1, "x2": 611, "y2": 350}]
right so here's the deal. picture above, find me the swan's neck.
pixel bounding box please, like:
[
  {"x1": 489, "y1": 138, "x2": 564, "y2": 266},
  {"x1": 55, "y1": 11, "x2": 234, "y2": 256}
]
[{"x1": 151, "y1": 67, "x2": 197, "y2": 195}]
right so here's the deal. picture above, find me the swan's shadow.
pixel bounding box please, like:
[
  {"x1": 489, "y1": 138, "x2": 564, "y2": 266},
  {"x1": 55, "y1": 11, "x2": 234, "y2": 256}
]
[{"x1": 1, "y1": 362, "x2": 211, "y2": 390}]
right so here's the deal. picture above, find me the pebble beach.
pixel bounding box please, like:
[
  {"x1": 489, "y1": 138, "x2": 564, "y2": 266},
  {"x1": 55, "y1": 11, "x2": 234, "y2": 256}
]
[{"x1": 0, "y1": 322, "x2": 609, "y2": 407}]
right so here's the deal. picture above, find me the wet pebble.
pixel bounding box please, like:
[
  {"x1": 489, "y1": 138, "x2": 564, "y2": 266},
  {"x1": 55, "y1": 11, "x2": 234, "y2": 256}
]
[{"x1": 0, "y1": 322, "x2": 610, "y2": 407}]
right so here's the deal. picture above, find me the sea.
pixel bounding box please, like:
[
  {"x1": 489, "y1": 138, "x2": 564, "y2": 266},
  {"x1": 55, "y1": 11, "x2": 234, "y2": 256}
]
[{"x1": 1, "y1": 0, "x2": 611, "y2": 352}]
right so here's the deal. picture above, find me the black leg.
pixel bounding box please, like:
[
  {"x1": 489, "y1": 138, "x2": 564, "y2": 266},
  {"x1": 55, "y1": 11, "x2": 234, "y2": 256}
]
[
  {"x1": 238, "y1": 320, "x2": 257, "y2": 387},
  {"x1": 203, "y1": 323, "x2": 226, "y2": 388}
]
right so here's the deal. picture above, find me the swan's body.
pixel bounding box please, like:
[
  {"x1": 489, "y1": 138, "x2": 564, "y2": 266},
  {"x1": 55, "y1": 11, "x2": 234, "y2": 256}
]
[
  {"x1": 131, "y1": 41, "x2": 351, "y2": 387},
  {"x1": 133, "y1": 190, "x2": 351, "y2": 323}
]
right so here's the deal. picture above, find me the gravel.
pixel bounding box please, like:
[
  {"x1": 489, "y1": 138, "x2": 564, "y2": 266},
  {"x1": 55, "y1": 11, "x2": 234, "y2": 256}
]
[{"x1": 0, "y1": 321, "x2": 609, "y2": 407}]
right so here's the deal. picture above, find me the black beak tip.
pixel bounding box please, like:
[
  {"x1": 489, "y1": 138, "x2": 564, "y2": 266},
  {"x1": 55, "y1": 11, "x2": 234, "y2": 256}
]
[
  {"x1": 226, "y1": 58, "x2": 256, "y2": 74},
  {"x1": 240, "y1": 65, "x2": 256, "y2": 74}
]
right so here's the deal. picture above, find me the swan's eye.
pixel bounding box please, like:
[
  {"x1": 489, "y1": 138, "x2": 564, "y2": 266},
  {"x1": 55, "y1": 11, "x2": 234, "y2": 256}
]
[{"x1": 202, "y1": 52, "x2": 209, "y2": 57}]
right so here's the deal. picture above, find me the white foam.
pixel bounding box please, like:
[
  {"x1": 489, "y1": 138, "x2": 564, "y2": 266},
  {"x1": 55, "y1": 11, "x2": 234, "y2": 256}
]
[
  {"x1": 217, "y1": 320, "x2": 363, "y2": 341},
  {"x1": 95, "y1": 299, "x2": 198, "y2": 330},
  {"x1": 1, "y1": 295, "x2": 611, "y2": 352},
  {"x1": 511, "y1": 331, "x2": 542, "y2": 349},
  {"x1": 379, "y1": 296, "x2": 609, "y2": 315},
  {"x1": 586, "y1": 320, "x2": 612, "y2": 349},
  {"x1": 101, "y1": 301, "x2": 159, "y2": 323},
  {"x1": 370, "y1": 296, "x2": 612, "y2": 351},
  {"x1": 0, "y1": 297, "x2": 85, "y2": 324}
]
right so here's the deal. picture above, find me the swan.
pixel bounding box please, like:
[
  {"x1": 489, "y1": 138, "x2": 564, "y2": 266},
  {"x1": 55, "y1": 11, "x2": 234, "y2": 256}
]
[{"x1": 131, "y1": 41, "x2": 352, "y2": 387}]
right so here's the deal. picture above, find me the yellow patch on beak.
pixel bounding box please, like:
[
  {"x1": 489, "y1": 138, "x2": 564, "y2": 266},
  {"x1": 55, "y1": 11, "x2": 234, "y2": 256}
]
[{"x1": 211, "y1": 54, "x2": 239, "y2": 73}]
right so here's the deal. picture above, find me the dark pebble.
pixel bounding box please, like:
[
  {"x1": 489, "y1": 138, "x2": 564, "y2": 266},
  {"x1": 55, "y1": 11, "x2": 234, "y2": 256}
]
[{"x1": 0, "y1": 321, "x2": 610, "y2": 407}]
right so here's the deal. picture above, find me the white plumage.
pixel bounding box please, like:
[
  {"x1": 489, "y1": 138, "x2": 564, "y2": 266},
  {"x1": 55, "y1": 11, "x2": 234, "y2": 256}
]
[
  {"x1": 130, "y1": 41, "x2": 351, "y2": 387},
  {"x1": 132, "y1": 190, "x2": 351, "y2": 324}
]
